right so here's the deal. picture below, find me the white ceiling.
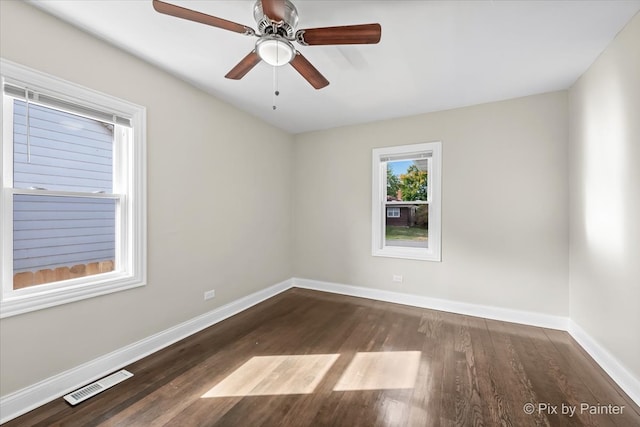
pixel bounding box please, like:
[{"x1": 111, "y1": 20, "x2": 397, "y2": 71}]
[{"x1": 29, "y1": 0, "x2": 640, "y2": 134}]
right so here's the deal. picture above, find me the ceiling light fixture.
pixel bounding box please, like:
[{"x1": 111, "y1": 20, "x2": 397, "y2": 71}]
[{"x1": 256, "y1": 35, "x2": 295, "y2": 66}]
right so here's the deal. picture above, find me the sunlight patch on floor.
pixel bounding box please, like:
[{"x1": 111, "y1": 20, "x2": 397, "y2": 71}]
[
  {"x1": 201, "y1": 354, "x2": 339, "y2": 397},
  {"x1": 333, "y1": 351, "x2": 421, "y2": 391}
]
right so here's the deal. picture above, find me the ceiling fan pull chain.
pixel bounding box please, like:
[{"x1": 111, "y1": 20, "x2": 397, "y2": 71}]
[{"x1": 272, "y1": 60, "x2": 280, "y2": 110}]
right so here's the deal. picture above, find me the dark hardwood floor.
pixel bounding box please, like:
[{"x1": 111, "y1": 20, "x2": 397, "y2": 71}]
[{"x1": 6, "y1": 288, "x2": 639, "y2": 426}]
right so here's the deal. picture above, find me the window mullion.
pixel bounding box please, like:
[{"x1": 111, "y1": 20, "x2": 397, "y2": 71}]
[
  {"x1": 11, "y1": 188, "x2": 120, "y2": 199},
  {"x1": 13, "y1": 188, "x2": 120, "y2": 199},
  {"x1": 386, "y1": 201, "x2": 428, "y2": 205}
]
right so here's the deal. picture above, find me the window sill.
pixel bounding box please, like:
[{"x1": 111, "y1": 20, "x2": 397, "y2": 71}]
[
  {"x1": 0, "y1": 273, "x2": 145, "y2": 318},
  {"x1": 372, "y1": 246, "x2": 441, "y2": 262}
]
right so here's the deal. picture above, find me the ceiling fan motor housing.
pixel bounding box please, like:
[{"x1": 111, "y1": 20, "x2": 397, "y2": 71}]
[{"x1": 253, "y1": 0, "x2": 299, "y2": 38}]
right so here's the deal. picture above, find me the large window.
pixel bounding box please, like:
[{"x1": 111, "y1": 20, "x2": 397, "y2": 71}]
[
  {"x1": 372, "y1": 142, "x2": 441, "y2": 261},
  {"x1": 1, "y1": 59, "x2": 146, "y2": 317}
]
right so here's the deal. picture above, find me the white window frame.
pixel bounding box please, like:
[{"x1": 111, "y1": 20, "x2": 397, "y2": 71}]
[
  {"x1": 372, "y1": 142, "x2": 442, "y2": 261},
  {"x1": 0, "y1": 59, "x2": 147, "y2": 318}
]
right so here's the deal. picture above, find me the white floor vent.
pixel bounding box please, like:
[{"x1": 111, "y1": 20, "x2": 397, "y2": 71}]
[{"x1": 64, "y1": 369, "x2": 133, "y2": 406}]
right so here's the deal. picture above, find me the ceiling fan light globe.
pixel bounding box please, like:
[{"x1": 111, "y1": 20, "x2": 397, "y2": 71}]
[{"x1": 256, "y1": 37, "x2": 295, "y2": 66}]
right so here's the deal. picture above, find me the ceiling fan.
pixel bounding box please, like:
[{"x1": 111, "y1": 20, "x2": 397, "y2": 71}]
[{"x1": 152, "y1": 0, "x2": 382, "y2": 89}]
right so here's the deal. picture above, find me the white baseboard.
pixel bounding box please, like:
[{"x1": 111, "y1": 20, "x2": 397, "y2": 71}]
[
  {"x1": 0, "y1": 278, "x2": 293, "y2": 424},
  {"x1": 2, "y1": 277, "x2": 638, "y2": 424},
  {"x1": 568, "y1": 320, "x2": 640, "y2": 406},
  {"x1": 293, "y1": 277, "x2": 569, "y2": 330}
]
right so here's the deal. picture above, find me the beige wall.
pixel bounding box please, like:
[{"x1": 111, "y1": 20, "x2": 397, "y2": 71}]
[
  {"x1": 293, "y1": 92, "x2": 569, "y2": 315},
  {"x1": 0, "y1": 1, "x2": 293, "y2": 395},
  {"x1": 568, "y1": 13, "x2": 640, "y2": 379}
]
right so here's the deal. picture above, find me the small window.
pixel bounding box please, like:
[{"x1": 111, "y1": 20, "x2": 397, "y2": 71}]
[
  {"x1": 372, "y1": 142, "x2": 441, "y2": 261},
  {"x1": 386, "y1": 207, "x2": 400, "y2": 218},
  {"x1": 1, "y1": 59, "x2": 147, "y2": 317}
]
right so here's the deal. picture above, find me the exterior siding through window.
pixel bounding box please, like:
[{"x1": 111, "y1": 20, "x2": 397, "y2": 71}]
[{"x1": 11, "y1": 100, "x2": 116, "y2": 274}]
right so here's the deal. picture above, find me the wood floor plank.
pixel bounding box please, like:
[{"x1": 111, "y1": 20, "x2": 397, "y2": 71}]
[
  {"x1": 485, "y1": 319, "x2": 552, "y2": 427},
  {"x1": 463, "y1": 315, "x2": 516, "y2": 426},
  {"x1": 453, "y1": 315, "x2": 485, "y2": 426},
  {"x1": 4, "y1": 289, "x2": 639, "y2": 426}
]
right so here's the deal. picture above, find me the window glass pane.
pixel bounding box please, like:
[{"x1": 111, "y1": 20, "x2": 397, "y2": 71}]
[
  {"x1": 13, "y1": 100, "x2": 114, "y2": 192},
  {"x1": 13, "y1": 194, "x2": 116, "y2": 289},
  {"x1": 385, "y1": 158, "x2": 429, "y2": 249},
  {"x1": 385, "y1": 204, "x2": 428, "y2": 249},
  {"x1": 386, "y1": 159, "x2": 428, "y2": 202}
]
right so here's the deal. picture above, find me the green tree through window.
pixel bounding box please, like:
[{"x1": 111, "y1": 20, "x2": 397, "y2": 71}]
[{"x1": 399, "y1": 164, "x2": 427, "y2": 201}]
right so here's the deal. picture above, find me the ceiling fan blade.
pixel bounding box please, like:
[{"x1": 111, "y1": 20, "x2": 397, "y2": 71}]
[
  {"x1": 290, "y1": 52, "x2": 329, "y2": 90},
  {"x1": 152, "y1": 0, "x2": 252, "y2": 34},
  {"x1": 225, "y1": 51, "x2": 262, "y2": 80},
  {"x1": 261, "y1": 0, "x2": 285, "y2": 22},
  {"x1": 296, "y1": 24, "x2": 382, "y2": 46}
]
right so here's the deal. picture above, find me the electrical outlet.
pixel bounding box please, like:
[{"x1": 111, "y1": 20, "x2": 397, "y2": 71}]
[
  {"x1": 204, "y1": 290, "x2": 216, "y2": 300},
  {"x1": 392, "y1": 275, "x2": 403, "y2": 283}
]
